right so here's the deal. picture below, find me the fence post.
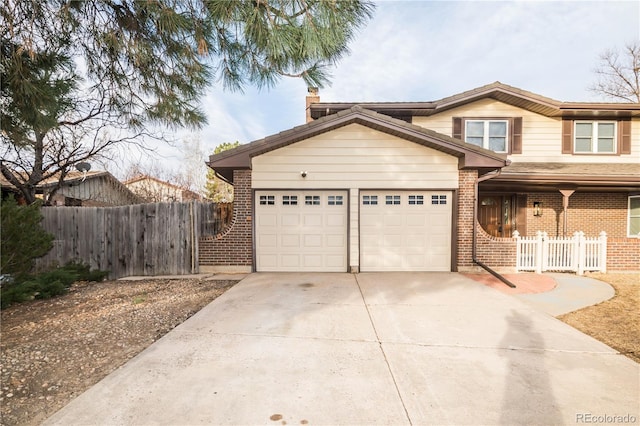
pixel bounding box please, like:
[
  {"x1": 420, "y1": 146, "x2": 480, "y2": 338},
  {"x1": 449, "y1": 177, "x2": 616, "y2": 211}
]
[
  {"x1": 575, "y1": 231, "x2": 585, "y2": 275},
  {"x1": 536, "y1": 231, "x2": 544, "y2": 274},
  {"x1": 513, "y1": 230, "x2": 521, "y2": 272},
  {"x1": 599, "y1": 231, "x2": 607, "y2": 273}
]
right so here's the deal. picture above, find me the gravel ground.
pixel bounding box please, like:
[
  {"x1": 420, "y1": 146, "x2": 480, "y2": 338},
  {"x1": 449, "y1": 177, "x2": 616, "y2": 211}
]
[{"x1": 0, "y1": 277, "x2": 237, "y2": 426}]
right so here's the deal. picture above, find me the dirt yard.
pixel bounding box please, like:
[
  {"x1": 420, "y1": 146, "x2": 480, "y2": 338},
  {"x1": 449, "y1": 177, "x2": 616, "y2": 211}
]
[
  {"x1": 0, "y1": 277, "x2": 237, "y2": 426},
  {"x1": 558, "y1": 273, "x2": 639, "y2": 364}
]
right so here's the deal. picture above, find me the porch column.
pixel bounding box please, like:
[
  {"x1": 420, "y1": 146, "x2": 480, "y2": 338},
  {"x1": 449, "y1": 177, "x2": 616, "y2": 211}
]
[{"x1": 559, "y1": 189, "x2": 575, "y2": 237}]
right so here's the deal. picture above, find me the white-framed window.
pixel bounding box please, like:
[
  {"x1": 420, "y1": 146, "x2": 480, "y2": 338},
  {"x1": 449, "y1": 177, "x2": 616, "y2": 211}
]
[
  {"x1": 431, "y1": 195, "x2": 447, "y2": 205},
  {"x1": 282, "y1": 195, "x2": 297, "y2": 206},
  {"x1": 629, "y1": 195, "x2": 640, "y2": 237},
  {"x1": 408, "y1": 195, "x2": 424, "y2": 205},
  {"x1": 385, "y1": 195, "x2": 401, "y2": 205},
  {"x1": 362, "y1": 195, "x2": 378, "y2": 205},
  {"x1": 328, "y1": 195, "x2": 343, "y2": 206},
  {"x1": 259, "y1": 195, "x2": 275, "y2": 205},
  {"x1": 305, "y1": 195, "x2": 320, "y2": 205},
  {"x1": 574, "y1": 121, "x2": 617, "y2": 154},
  {"x1": 465, "y1": 120, "x2": 508, "y2": 153}
]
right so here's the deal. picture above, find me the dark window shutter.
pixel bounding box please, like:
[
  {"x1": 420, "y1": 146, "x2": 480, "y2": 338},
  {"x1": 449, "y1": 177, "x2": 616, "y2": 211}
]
[
  {"x1": 452, "y1": 117, "x2": 462, "y2": 140},
  {"x1": 511, "y1": 117, "x2": 523, "y2": 154},
  {"x1": 618, "y1": 118, "x2": 631, "y2": 155},
  {"x1": 562, "y1": 119, "x2": 573, "y2": 154}
]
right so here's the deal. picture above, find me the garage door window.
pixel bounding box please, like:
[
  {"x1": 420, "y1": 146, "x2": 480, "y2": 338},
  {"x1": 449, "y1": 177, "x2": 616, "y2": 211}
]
[
  {"x1": 305, "y1": 195, "x2": 321, "y2": 205},
  {"x1": 282, "y1": 195, "x2": 298, "y2": 205},
  {"x1": 259, "y1": 195, "x2": 275, "y2": 205},
  {"x1": 386, "y1": 195, "x2": 401, "y2": 205},
  {"x1": 408, "y1": 195, "x2": 424, "y2": 205},
  {"x1": 363, "y1": 195, "x2": 378, "y2": 205},
  {"x1": 328, "y1": 195, "x2": 343, "y2": 206},
  {"x1": 431, "y1": 195, "x2": 447, "y2": 205}
]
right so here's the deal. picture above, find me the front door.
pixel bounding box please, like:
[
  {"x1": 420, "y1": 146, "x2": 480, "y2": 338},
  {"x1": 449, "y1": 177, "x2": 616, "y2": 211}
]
[{"x1": 479, "y1": 195, "x2": 513, "y2": 238}]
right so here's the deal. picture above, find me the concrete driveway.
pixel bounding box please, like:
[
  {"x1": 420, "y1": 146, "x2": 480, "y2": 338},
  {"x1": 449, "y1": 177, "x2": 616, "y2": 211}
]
[{"x1": 45, "y1": 273, "x2": 639, "y2": 425}]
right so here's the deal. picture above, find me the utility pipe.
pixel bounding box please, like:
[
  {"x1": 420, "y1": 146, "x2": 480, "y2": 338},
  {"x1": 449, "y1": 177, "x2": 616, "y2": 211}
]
[{"x1": 472, "y1": 169, "x2": 517, "y2": 288}]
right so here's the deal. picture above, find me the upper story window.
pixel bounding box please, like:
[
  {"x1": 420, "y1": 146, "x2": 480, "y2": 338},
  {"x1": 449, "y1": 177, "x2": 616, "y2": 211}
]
[
  {"x1": 574, "y1": 121, "x2": 616, "y2": 154},
  {"x1": 465, "y1": 120, "x2": 509, "y2": 153},
  {"x1": 453, "y1": 117, "x2": 522, "y2": 154},
  {"x1": 562, "y1": 118, "x2": 631, "y2": 156}
]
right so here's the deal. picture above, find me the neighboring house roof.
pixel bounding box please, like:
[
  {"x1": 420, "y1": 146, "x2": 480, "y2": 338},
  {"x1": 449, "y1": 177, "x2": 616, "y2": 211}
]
[
  {"x1": 485, "y1": 162, "x2": 640, "y2": 192},
  {"x1": 208, "y1": 105, "x2": 508, "y2": 183},
  {"x1": 123, "y1": 175, "x2": 202, "y2": 201},
  {"x1": 309, "y1": 81, "x2": 640, "y2": 120},
  {"x1": 1, "y1": 170, "x2": 142, "y2": 205}
]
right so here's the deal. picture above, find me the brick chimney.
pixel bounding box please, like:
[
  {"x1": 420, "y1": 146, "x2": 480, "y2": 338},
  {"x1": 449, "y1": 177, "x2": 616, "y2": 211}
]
[{"x1": 305, "y1": 87, "x2": 319, "y2": 123}]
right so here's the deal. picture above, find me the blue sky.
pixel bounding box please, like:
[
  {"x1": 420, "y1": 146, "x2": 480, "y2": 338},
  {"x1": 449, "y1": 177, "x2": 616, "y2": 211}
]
[{"x1": 113, "y1": 0, "x2": 640, "y2": 179}]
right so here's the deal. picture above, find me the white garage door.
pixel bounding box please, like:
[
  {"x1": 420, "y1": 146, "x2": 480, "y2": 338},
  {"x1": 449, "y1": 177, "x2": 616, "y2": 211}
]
[
  {"x1": 360, "y1": 191, "x2": 452, "y2": 271},
  {"x1": 255, "y1": 190, "x2": 348, "y2": 272}
]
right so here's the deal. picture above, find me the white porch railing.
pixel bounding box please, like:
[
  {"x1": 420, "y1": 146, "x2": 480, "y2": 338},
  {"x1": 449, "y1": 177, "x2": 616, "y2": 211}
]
[{"x1": 514, "y1": 231, "x2": 607, "y2": 275}]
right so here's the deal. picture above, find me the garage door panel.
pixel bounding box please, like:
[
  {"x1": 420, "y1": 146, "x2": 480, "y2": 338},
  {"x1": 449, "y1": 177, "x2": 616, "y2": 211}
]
[
  {"x1": 304, "y1": 214, "x2": 322, "y2": 226},
  {"x1": 281, "y1": 255, "x2": 301, "y2": 268},
  {"x1": 281, "y1": 214, "x2": 300, "y2": 227},
  {"x1": 327, "y1": 235, "x2": 346, "y2": 247},
  {"x1": 406, "y1": 215, "x2": 426, "y2": 227},
  {"x1": 259, "y1": 214, "x2": 278, "y2": 227},
  {"x1": 256, "y1": 191, "x2": 348, "y2": 272},
  {"x1": 326, "y1": 214, "x2": 345, "y2": 227},
  {"x1": 281, "y1": 234, "x2": 300, "y2": 247},
  {"x1": 259, "y1": 234, "x2": 277, "y2": 248},
  {"x1": 304, "y1": 234, "x2": 323, "y2": 247},
  {"x1": 361, "y1": 191, "x2": 452, "y2": 271},
  {"x1": 384, "y1": 215, "x2": 402, "y2": 226}
]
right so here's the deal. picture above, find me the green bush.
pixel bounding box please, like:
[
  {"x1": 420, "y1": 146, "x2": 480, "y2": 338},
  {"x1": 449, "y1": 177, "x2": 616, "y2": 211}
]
[
  {"x1": 1, "y1": 195, "x2": 54, "y2": 277},
  {"x1": 0, "y1": 261, "x2": 109, "y2": 309}
]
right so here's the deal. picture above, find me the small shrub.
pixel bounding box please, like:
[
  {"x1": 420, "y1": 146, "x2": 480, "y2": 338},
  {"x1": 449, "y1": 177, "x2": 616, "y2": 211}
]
[
  {"x1": 1, "y1": 196, "x2": 54, "y2": 277},
  {"x1": 0, "y1": 262, "x2": 109, "y2": 309}
]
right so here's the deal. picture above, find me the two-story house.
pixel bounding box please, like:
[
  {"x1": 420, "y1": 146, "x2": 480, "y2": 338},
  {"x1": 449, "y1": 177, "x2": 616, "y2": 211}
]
[{"x1": 202, "y1": 82, "x2": 640, "y2": 274}]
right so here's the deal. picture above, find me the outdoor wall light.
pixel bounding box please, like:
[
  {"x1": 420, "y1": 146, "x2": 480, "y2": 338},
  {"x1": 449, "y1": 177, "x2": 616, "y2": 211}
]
[
  {"x1": 533, "y1": 201, "x2": 542, "y2": 217},
  {"x1": 300, "y1": 171, "x2": 307, "y2": 178}
]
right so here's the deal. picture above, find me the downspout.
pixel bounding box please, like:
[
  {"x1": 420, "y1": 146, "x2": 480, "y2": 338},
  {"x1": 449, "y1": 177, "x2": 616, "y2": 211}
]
[{"x1": 472, "y1": 168, "x2": 517, "y2": 288}]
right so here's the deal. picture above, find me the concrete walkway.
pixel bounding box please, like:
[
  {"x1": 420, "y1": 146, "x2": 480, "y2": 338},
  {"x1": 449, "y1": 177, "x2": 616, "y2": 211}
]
[
  {"x1": 514, "y1": 273, "x2": 615, "y2": 316},
  {"x1": 45, "y1": 273, "x2": 639, "y2": 425}
]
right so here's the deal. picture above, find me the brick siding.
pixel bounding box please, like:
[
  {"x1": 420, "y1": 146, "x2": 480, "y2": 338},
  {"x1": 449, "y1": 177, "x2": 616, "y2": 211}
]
[
  {"x1": 607, "y1": 238, "x2": 640, "y2": 270},
  {"x1": 524, "y1": 192, "x2": 629, "y2": 238},
  {"x1": 199, "y1": 169, "x2": 252, "y2": 267},
  {"x1": 456, "y1": 170, "x2": 476, "y2": 269}
]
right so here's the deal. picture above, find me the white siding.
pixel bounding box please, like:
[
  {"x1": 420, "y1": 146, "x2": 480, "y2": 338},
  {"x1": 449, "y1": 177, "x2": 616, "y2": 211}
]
[
  {"x1": 251, "y1": 123, "x2": 459, "y2": 189},
  {"x1": 413, "y1": 99, "x2": 640, "y2": 164}
]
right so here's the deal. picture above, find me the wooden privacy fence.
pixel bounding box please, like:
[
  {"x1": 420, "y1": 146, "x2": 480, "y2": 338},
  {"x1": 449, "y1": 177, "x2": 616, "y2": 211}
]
[
  {"x1": 36, "y1": 202, "x2": 232, "y2": 279},
  {"x1": 514, "y1": 230, "x2": 607, "y2": 275}
]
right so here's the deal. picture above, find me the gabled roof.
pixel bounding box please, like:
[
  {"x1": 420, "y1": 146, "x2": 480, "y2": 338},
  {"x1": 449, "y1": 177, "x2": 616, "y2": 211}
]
[
  {"x1": 207, "y1": 106, "x2": 508, "y2": 183},
  {"x1": 123, "y1": 174, "x2": 202, "y2": 200},
  {"x1": 309, "y1": 82, "x2": 640, "y2": 119}
]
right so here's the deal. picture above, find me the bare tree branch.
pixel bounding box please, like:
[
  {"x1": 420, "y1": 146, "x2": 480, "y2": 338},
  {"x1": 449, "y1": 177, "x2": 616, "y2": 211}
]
[{"x1": 590, "y1": 42, "x2": 640, "y2": 103}]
